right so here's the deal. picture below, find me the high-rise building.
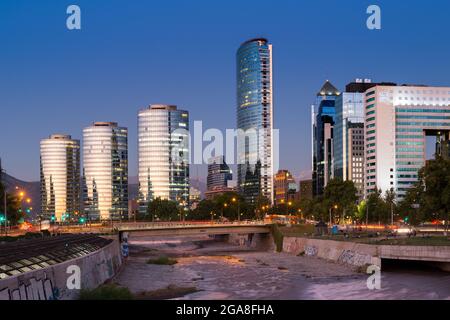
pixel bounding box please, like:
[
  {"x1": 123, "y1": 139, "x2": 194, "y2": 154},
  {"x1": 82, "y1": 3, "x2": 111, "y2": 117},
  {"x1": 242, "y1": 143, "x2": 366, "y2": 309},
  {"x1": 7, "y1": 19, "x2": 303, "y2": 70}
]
[
  {"x1": 236, "y1": 38, "x2": 274, "y2": 204},
  {"x1": 40, "y1": 134, "x2": 80, "y2": 222},
  {"x1": 364, "y1": 84, "x2": 450, "y2": 200},
  {"x1": 82, "y1": 122, "x2": 128, "y2": 221},
  {"x1": 273, "y1": 170, "x2": 297, "y2": 205},
  {"x1": 206, "y1": 156, "x2": 232, "y2": 191},
  {"x1": 138, "y1": 105, "x2": 189, "y2": 214},
  {"x1": 334, "y1": 79, "x2": 376, "y2": 199},
  {"x1": 312, "y1": 81, "x2": 340, "y2": 196},
  {"x1": 299, "y1": 179, "x2": 313, "y2": 200}
]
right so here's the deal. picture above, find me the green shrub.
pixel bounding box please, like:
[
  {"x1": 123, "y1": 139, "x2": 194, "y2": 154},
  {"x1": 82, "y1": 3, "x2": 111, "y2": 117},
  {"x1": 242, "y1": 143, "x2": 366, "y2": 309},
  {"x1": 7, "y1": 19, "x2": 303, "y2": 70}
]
[
  {"x1": 147, "y1": 256, "x2": 178, "y2": 265},
  {"x1": 79, "y1": 284, "x2": 134, "y2": 300}
]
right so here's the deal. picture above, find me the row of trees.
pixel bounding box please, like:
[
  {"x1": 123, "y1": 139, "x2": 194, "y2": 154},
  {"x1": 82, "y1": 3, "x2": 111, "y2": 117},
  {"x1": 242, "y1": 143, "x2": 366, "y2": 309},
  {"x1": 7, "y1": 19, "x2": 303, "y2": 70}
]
[
  {"x1": 140, "y1": 157, "x2": 449, "y2": 228},
  {"x1": 141, "y1": 192, "x2": 270, "y2": 222},
  {"x1": 298, "y1": 156, "x2": 450, "y2": 228}
]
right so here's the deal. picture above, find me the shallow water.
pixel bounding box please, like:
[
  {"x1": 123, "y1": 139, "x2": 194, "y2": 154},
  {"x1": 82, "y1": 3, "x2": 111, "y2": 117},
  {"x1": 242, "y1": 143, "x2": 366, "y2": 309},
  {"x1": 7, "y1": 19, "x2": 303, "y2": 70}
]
[{"x1": 114, "y1": 235, "x2": 450, "y2": 300}]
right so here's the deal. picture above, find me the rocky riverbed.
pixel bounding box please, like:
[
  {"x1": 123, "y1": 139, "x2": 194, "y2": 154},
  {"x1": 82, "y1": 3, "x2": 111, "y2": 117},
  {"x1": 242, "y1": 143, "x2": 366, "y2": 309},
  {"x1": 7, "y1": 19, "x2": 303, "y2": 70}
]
[{"x1": 113, "y1": 235, "x2": 450, "y2": 300}]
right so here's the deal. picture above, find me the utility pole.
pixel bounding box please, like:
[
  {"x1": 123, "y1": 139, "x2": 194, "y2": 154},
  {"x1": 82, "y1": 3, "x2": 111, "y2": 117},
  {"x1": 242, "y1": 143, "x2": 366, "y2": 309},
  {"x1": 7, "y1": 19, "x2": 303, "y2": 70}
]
[
  {"x1": 1, "y1": 158, "x2": 7, "y2": 236},
  {"x1": 365, "y1": 202, "x2": 369, "y2": 231}
]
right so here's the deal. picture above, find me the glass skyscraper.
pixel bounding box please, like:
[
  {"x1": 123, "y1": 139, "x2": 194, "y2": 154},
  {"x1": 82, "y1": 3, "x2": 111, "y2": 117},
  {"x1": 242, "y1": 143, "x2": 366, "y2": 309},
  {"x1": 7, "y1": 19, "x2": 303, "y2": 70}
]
[
  {"x1": 333, "y1": 80, "x2": 375, "y2": 199},
  {"x1": 236, "y1": 38, "x2": 274, "y2": 204},
  {"x1": 311, "y1": 81, "x2": 340, "y2": 196},
  {"x1": 40, "y1": 134, "x2": 81, "y2": 222},
  {"x1": 82, "y1": 122, "x2": 128, "y2": 221},
  {"x1": 206, "y1": 156, "x2": 232, "y2": 191},
  {"x1": 138, "y1": 105, "x2": 189, "y2": 214}
]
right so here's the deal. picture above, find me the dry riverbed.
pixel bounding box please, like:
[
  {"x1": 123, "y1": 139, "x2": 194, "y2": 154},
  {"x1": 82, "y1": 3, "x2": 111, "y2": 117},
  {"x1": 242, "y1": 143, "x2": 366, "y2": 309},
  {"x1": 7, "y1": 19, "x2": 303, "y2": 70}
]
[{"x1": 113, "y1": 235, "x2": 450, "y2": 300}]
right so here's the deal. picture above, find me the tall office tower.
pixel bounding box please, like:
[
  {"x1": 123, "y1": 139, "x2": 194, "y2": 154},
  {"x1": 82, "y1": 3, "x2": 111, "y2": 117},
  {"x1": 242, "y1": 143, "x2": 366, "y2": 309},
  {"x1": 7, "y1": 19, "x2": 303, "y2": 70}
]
[
  {"x1": 311, "y1": 81, "x2": 340, "y2": 196},
  {"x1": 333, "y1": 79, "x2": 377, "y2": 199},
  {"x1": 364, "y1": 84, "x2": 450, "y2": 200},
  {"x1": 299, "y1": 179, "x2": 313, "y2": 200},
  {"x1": 206, "y1": 156, "x2": 232, "y2": 191},
  {"x1": 273, "y1": 169, "x2": 297, "y2": 205},
  {"x1": 236, "y1": 38, "x2": 274, "y2": 204},
  {"x1": 82, "y1": 122, "x2": 128, "y2": 221},
  {"x1": 138, "y1": 105, "x2": 189, "y2": 214},
  {"x1": 40, "y1": 134, "x2": 80, "y2": 222}
]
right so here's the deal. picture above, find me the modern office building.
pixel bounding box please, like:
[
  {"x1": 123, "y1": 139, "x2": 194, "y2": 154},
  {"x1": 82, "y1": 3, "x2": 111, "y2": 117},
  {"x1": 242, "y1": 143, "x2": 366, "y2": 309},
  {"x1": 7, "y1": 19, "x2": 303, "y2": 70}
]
[
  {"x1": 138, "y1": 105, "x2": 189, "y2": 214},
  {"x1": 273, "y1": 170, "x2": 298, "y2": 205},
  {"x1": 347, "y1": 123, "x2": 365, "y2": 199},
  {"x1": 82, "y1": 122, "x2": 128, "y2": 221},
  {"x1": 206, "y1": 156, "x2": 232, "y2": 191},
  {"x1": 40, "y1": 134, "x2": 81, "y2": 222},
  {"x1": 299, "y1": 179, "x2": 313, "y2": 200},
  {"x1": 311, "y1": 80, "x2": 340, "y2": 196},
  {"x1": 333, "y1": 79, "x2": 376, "y2": 199},
  {"x1": 364, "y1": 84, "x2": 450, "y2": 199},
  {"x1": 236, "y1": 38, "x2": 274, "y2": 204}
]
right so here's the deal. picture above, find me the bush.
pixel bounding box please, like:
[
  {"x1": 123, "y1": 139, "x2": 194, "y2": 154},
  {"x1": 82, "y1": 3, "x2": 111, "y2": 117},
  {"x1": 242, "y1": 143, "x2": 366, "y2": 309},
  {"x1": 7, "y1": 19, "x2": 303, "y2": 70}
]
[
  {"x1": 79, "y1": 284, "x2": 134, "y2": 300},
  {"x1": 147, "y1": 256, "x2": 178, "y2": 265}
]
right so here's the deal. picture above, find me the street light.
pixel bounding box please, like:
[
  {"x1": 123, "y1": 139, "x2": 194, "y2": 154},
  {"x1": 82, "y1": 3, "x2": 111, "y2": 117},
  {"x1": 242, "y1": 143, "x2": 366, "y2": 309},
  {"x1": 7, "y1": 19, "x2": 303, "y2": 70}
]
[
  {"x1": 329, "y1": 204, "x2": 338, "y2": 226},
  {"x1": 222, "y1": 203, "x2": 228, "y2": 221},
  {"x1": 232, "y1": 197, "x2": 240, "y2": 222},
  {"x1": 287, "y1": 201, "x2": 292, "y2": 215}
]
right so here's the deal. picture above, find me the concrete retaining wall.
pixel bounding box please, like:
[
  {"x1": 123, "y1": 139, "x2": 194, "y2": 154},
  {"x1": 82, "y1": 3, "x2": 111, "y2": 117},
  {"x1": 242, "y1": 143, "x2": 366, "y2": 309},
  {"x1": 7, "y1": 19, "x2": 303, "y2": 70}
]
[
  {"x1": 283, "y1": 237, "x2": 381, "y2": 268},
  {"x1": 283, "y1": 237, "x2": 450, "y2": 271},
  {"x1": 0, "y1": 238, "x2": 122, "y2": 300}
]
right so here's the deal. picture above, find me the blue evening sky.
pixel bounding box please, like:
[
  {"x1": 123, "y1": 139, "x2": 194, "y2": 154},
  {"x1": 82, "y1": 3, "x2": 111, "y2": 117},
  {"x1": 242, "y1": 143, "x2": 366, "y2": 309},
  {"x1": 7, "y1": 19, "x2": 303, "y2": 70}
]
[{"x1": 1, "y1": 0, "x2": 449, "y2": 182}]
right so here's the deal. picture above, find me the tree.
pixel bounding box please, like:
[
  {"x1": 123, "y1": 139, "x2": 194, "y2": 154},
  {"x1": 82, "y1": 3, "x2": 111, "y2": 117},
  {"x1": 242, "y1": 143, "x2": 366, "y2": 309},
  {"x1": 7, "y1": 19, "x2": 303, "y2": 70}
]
[
  {"x1": 355, "y1": 200, "x2": 367, "y2": 222},
  {"x1": 366, "y1": 189, "x2": 390, "y2": 224},
  {"x1": 191, "y1": 199, "x2": 216, "y2": 220},
  {"x1": 400, "y1": 156, "x2": 450, "y2": 230},
  {"x1": 0, "y1": 180, "x2": 22, "y2": 226},
  {"x1": 384, "y1": 189, "x2": 397, "y2": 225},
  {"x1": 144, "y1": 197, "x2": 179, "y2": 221},
  {"x1": 323, "y1": 178, "x2": 358, "y2": 223}
]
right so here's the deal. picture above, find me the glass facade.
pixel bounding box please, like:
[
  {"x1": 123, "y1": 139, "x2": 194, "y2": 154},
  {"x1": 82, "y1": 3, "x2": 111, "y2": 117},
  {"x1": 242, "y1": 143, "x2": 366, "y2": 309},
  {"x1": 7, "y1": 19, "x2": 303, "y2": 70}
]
[
  {"x1": 207, "y1": 156, "x2": 232, "y2": 191},
  {"x1": 40, "y1": 134, "x2": 80, "y2": 222},
  {"x1": 236, "y1": 38, "x2": 274, "y2": 204},
  {"x1": 364, "y1": 85, "x2": 450, "y2": 199},
  {"x1": 138, "y1": 105, "x2": 189, "y2": 214},
  {"x1": 82, "y1": 122, "x2": 128, "y2": 221},
  {"x1": 311, "y1": 81, "x2": 340, "y2": 196}
]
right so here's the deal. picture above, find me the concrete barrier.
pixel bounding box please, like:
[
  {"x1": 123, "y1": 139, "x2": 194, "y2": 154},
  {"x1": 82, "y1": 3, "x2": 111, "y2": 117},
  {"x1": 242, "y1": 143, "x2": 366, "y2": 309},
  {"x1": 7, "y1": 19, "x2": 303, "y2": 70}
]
[
  {"x1": 0, "y1": 238, "x2": 122, "y2": 300},
  {"x1": 282, "y1": 236, "x2": 450, "y2": 271},
  {"x1": 283, "y1": 237, "x2": 381, "y2": 268}
]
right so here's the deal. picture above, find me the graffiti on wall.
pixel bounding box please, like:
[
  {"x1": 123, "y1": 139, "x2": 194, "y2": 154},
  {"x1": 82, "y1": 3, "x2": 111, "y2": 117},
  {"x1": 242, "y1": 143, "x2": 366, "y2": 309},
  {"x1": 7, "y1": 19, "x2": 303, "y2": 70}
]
[
  {"x1": 304, "y1": 245, "x2": 318, "y2": 257},
  {"x1": 0, "y1": 273, "x2": 60, "y2": 300},
  {"x1": 338, "y1": 250, "x2": 371, "y2": 266}
]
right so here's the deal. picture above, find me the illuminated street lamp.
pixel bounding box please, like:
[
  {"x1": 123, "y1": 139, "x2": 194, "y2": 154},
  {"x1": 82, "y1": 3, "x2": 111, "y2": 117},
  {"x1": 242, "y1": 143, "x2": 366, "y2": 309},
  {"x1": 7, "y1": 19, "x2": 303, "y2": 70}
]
[
  {"x1": 232, "y1": 197, "x2": 240, "y2": 222},
  {"x1": 329, "y1": 204, "x2": 338, "y2": 226},
  {"x1": 222, "y1": 203, "x2": 228, "y2": 220}
]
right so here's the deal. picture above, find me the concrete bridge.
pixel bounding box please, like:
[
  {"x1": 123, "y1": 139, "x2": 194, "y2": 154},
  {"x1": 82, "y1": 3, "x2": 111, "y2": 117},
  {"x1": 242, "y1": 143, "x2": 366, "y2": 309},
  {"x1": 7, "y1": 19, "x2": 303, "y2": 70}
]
[{"x1": 115, "y1": 221, "x2": 272, "y2": 240}]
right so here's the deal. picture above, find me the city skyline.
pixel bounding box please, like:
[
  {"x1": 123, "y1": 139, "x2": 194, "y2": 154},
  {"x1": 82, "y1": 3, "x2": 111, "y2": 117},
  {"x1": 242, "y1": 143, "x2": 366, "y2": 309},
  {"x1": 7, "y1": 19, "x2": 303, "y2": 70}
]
[{"x1": 2, "y1": 1, "x2": 450, "y2": 183}]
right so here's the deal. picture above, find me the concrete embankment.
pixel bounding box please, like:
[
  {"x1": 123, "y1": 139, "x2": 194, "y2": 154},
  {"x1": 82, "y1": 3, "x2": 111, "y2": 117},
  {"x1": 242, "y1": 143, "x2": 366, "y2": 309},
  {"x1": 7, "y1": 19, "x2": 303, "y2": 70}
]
[
  {"x1": 282, "y1": 237, "x2": 450, "y2": 271},
  {"x1": 0, "y1": 237, "x2": 122, "y2": 300}
]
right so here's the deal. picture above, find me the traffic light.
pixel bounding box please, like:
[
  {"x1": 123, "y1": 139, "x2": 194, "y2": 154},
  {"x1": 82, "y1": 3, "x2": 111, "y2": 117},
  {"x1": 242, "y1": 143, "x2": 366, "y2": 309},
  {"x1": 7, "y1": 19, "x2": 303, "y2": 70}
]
[
  {"x1": 404, "y1": 216, "x2": 409, "y2": 223},
  {"x1": 79, "y1": 217, "x2": 86, "y2": 224},
  {"x1": 0, "y1": 215, "x2": 5, "y2": 222},
  {"x1": 50, "y1": 214, "x2": 56, "y2": 222}
]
